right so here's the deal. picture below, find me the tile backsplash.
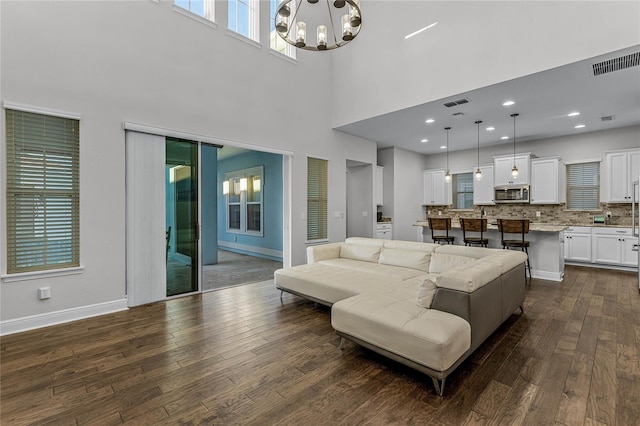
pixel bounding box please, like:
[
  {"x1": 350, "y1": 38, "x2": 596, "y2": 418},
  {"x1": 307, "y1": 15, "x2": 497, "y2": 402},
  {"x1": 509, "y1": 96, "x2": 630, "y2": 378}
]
[{"x1": 425, "y1": 203, "x2": 634, "y2": 227}]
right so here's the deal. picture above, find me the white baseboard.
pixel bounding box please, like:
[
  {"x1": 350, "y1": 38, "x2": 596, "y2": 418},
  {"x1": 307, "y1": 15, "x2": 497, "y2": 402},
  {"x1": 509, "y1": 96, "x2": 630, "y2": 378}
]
[
  {"x1": 531, "y1": 269, "x2": 564, "y2": 282},
  {"x1": 217, "y1": 241, "x2": 283, "y2": 260},
  {"x1": 0, "y1": 298, "x2": 128, "y2": 336}
]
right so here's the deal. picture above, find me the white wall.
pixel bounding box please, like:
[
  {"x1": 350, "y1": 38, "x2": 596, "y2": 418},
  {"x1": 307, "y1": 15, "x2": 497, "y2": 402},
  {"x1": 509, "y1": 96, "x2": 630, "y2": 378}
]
[
  {"x1": 389, "y1": 147, "x2": 429, "y2": 242},
  {"x1": 0, "y1": 1, "x2": 376, "y2": 326},
  {"x1": 331, "y1": 1, "x2": 640, "y2": 127},
  {"x1": 377, "y1": 147, "x2": 394, "y2": 219},
  {"x1": 346, "y1": 164, "x2": 374, "y2": 238}
]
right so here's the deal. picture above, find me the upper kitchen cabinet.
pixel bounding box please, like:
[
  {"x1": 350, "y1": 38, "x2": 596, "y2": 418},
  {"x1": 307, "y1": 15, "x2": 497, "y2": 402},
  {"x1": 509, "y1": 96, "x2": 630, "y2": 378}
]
[
  {"x1": 423, "y1": 169, "x2": 451, "y2": 206},
  {"x1": 374, "y1": 166, "x2": 383, "y2": 206},
  {"x1": 494, "y1": 154, "x2": 530, "y2": 186},
  {"x1": 606, "y1": 149, "x2": 640, "y2": 203},
  {"x1": 530, "y1": 158, "x2": 565, "y2": 204},
  {"x1": 473, "y1": 165, "x2": 495, "y2": 205}
]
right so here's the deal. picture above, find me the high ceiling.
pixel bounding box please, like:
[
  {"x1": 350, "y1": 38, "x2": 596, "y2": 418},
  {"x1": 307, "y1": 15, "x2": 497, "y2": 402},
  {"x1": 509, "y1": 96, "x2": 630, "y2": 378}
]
[{"x1": 335, "y1": 45, "x2": 640, "y2": 155}]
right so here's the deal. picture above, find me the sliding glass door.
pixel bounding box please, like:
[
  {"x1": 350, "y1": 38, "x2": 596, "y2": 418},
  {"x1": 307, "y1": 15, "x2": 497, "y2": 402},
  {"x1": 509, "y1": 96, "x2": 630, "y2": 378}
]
[{"x1": 166, "y1": 138, "x2": 199, "y2": 296}]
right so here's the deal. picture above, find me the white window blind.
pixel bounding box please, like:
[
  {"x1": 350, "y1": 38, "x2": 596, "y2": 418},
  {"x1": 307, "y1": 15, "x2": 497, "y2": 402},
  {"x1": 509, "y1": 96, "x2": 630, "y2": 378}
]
[
  {"x1": 566, "y1": 162, "x2": 600, "y2": 210},
  {"x1": 5, "y1": 109, "x2": 80, "y2": 273},
  {"x1": 307, "y1": 157, "x2": 327, "y2": 241}
]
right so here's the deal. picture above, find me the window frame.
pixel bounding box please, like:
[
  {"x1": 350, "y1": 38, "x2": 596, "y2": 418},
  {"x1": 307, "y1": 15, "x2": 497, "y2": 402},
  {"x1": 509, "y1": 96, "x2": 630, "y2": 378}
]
[
  {"x1": 566, "y1": 161, "x2": 601, "y2": 211},
  {"x1": 173, "y1": 0, "x2": 215, "y2": 23},
  {"x1": 269, "y1": 0, "x2": 296, "y2": 60},
  {"x1": 224, "y1": 165, "x2": 264, "y2": 237},
  {"x1": 228, "y1": 0, "x2": 260, "y2": 42},
  {"x1": 452, "y1": 172, "x2": 474, "y2": 210},
  {"x1": 307, "y1": 157, "x2": 328, "y2": 242},
  {"x1": 4, "y1": 106, "x2": 81, "y2": 276}
]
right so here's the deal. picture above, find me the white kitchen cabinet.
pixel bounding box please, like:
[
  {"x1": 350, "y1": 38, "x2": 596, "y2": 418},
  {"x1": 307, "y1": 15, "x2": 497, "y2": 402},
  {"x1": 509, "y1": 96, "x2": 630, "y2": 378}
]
[
  {"x1": 494, "y1": 154, "x2": 530, "y2": 186},
  {"x1": 376, "y1": 223, "x2": 392, "y2": 240},
  {"x1": 564, "y1": 227, "x2": 592, "y2": 262},
  {"x1": 423, "y1": 169, "x2": 450, "y2": 206},
  {"x1": 592, "y1": 228, "x2": 638, "y2": 267},
  {"x1": 531, "y1": 158, "x2": 565, "y2": 204},
  {"x1": 473, "y1": 165, "x2": 495, "y2": 205},
  {"x1": 621, "y1": 236, "x2": 639, "y2": 267},
  {"x1": 374, "y1": 166, "x2": 383, "y2": 206},
  {"x1": 606, "y1": 150, "x2": 640, "y2": 203}
]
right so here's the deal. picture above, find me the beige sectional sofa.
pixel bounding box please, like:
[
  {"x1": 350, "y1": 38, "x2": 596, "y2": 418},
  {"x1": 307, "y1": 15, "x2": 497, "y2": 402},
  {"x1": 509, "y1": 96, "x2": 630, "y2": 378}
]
[{"x1": 274, "y1": 237, "x2": 528, "y2": 395}]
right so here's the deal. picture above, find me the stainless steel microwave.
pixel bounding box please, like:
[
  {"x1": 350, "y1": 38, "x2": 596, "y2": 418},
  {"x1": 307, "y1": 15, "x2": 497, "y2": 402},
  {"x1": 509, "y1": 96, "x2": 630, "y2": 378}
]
[{"x1": 494, "y1": 185, "x2": 530, "y2": 203}]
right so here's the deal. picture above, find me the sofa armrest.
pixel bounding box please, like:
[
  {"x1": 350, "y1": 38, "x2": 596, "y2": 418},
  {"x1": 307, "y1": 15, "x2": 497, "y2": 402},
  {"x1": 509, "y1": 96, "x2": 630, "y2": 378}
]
[{"x1": 306, "y1": 243, "x2": 342, "y2": 264}]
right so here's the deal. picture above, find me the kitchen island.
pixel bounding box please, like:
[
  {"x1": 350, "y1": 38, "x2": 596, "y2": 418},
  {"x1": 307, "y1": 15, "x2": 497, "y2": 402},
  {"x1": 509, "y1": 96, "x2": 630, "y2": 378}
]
[{"x1": 414, "y1": 220, "x2": 566, "y2": 282}]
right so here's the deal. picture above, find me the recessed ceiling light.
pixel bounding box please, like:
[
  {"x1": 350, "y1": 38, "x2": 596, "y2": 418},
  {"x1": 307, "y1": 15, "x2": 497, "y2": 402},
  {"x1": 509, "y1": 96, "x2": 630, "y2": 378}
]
[
  {"x1": 425, "y1": 118, "x2": 435, "y2": 124},
  {"x1": 568, "y1": 112, "x2": 580, "y2": 117},
  {"x1": 421, "y1": 139, "x2": 428, "y2": 143},
  {"x1": 503, "y1": 101, "x2": 515, "y2": 106},
  {"x1": 440, "y1": 145, "x2": 446, "y2": 149},
  {"x1": 575, "y1": 124, "x2": 586, "y2": 129},
  {"x1": 485, "y1": 126, "x2": 495, "y2": 131},
  {"x1": 501, "y1": 136, "x2": 509, "y2": 140},
  {"x1": 404, "y1": 22, "x2": 438, "y2": 40}
]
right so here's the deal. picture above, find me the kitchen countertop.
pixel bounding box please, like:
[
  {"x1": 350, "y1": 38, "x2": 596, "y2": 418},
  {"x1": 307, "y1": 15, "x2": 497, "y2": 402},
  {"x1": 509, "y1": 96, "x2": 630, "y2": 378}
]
[{"x1": 413, "y1": 220, "x2": 567, "y2": 233}]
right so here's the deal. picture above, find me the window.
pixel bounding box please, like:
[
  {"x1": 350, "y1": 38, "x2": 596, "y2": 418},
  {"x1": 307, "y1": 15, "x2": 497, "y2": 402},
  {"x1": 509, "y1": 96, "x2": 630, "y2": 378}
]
[
  {"x1": 453, "y1": 173, "x2": 474, "y2": 209},
  {"x1": 224, "y1": 166, "x2": 263, "y2": 235},
  {"x1": 228, "y1": 0, "x2": 259, "y2": 41},
  {"x1": 5, "y1": 109, "x2": 80, "y2": 274},
  {"x1": 269, "y1": 0, "x2": 296, "y2": 59},
  {"x1": 566, "y1": 162, "x2": 600, "y2": 210},
  {"x1": 307, "y1": 157, "x2": 327, "y2": 241},
  {"x1": 174, "y1": 0, "x2": 215, "y2": 21}
]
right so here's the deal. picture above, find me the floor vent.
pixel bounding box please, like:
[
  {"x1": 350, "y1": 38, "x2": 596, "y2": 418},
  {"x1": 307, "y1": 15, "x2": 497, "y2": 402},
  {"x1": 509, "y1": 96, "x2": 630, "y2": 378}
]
[
  {"x1": 443, "y1": 98, "x2": 470, "y2": 108},
  {"x1": 592, "y1": 52, "x2": 640, "y2": 76}
]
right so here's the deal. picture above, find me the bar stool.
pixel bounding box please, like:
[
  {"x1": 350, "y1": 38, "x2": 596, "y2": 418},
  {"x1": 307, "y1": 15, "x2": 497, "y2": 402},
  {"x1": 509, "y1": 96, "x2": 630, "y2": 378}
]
[
  {"x1": 428, "y1": 217, "x2": 455, "y2": 245},
  {"x1": 497, "y1": 218, "x2": 532, "y2": 279},
  {"x1": 460, "y1": 218, "x2": 489, "y2": 248}
]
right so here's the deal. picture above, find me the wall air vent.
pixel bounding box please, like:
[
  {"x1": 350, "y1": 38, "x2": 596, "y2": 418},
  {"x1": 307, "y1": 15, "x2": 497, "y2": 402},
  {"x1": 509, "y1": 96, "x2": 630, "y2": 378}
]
[
  {"x1": 443, "y1": 98, "x2": 470, "y2": 108},
  {"x1": 601, "y1": 115, "x2": 615, "y2": 121},
  {"x1": 592, "y1": 52, "x2": 640, "y2": 76}
]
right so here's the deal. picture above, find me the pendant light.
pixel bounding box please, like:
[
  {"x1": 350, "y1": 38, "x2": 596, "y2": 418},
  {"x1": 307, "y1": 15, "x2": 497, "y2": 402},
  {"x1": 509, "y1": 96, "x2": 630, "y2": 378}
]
[
  {"x1": 444, "y1": 127, "x2": 451, "y2": 183},
  {"x1": 475, "y1": 120, "x2": 482, "y2": 181},
  {"x1": 511, "y1": 113, "x2": 520, "y2": 179}
]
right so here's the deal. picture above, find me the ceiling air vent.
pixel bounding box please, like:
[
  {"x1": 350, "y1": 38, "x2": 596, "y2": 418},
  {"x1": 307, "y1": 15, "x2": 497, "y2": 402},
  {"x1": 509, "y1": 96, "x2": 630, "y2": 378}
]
[
  {"x1": 592, "y1": 52, "x2": 640, "y2": 76},
  {"x1": 443, "y1": 98, "x2": 470, "y2": 108},
  {"x1": 601, "y1": 115, "x2": 615, "y2": 121}
]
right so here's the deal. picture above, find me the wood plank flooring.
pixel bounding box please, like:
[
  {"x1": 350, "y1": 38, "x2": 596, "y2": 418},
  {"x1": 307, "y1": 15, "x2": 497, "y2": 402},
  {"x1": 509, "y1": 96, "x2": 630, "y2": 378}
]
[{"x1": 1, "y1": 265, "x2": 639, "y2": 425}]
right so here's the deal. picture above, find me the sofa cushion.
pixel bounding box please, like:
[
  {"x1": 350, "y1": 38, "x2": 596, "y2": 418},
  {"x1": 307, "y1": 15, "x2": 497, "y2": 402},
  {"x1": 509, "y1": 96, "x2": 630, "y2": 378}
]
[
  {"x1": 429, "y1": 253, "x2": 476, "y2": 274},
  {"x1": 379, "y1": 247, "x2": 431, "y2": 272},
  {"x1": 340, "y1": 243, "x2": 381, "y2": 263},
  {"x1": 318, "y1": 258, "x2": 426, "y2": 281},
  {"x1": 274, "y1": 264, "x2": 401, "y2": 305},
  {"x1": 416, "y1": 278, "x2": 437, "y2": 308},
  {"x1": 332, "y1": 291, "x2": 471, "y2": 372},
  {"x1": 434, "y1": 245, "x2": 493, "y2": 259},
  {"x1": 383, "y1": 240, "x2": 439, "y2": 253}
]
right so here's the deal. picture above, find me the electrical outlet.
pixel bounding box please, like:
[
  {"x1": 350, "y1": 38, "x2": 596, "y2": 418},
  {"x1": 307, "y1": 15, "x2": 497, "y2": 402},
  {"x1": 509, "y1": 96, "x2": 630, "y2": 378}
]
[
  {"x1": 536, "y1": 211, "x2": 541, "y2": 217},
  {"x1": 438, "y1": 210, "x2": 442, "y2": 216},
  {"x1": 38, "y1": 287, "x2": 51, "y2": 300}
]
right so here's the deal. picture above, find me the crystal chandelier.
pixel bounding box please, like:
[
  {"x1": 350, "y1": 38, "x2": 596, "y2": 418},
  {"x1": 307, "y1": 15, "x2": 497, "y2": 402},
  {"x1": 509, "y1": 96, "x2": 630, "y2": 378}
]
[{"x1": 275, "y1": 0, "x2": 362, "y2": 51}]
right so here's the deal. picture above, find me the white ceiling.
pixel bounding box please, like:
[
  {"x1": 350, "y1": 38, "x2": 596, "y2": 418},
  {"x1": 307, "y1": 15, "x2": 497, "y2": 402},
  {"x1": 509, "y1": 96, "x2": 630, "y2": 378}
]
[{"x1": 335, "y1": 45, "x2": 640, "y2": 155}]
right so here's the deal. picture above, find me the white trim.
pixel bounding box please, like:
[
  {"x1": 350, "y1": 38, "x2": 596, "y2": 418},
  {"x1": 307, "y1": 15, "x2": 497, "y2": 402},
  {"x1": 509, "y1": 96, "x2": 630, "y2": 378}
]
[
  {"x1": 0, "y1": 298, "x2": 128, "y2": 336},
  {"x1": 217, "y1": 240, "x2": 282, "y2": 259},
  {"x1": 2, "y1": 101, "x2": 81, "y2": 120},
  {"x1": 1, "y1": 266, "x2": 84, "y2": 283},
  {"x1": 307, "y1": 154, "x2": 330, "y2": 162},
  {"x1": 268, "y1": 48, "x2": 298, "y2": 65},
  {"x1": 564, "y1": 261, "x2": 638, "y2": 273},
  {"x1": 530, "y1": 269, "x2": 563, "y2": 282},
  {"x1": 306, "y1": 239, "x2": 330, "y2": 245},
  {"x1": 172, "y1": 4, "x2": 217, "y2": 29},
  {"x1": 226, "y1": 29, "x2": 262, "y2": 49},
  {"x1": 122, "y1": 121, "x2": 294, "y2": 157},
  {"x1": 564, "y1": 158, "x2": 602, "y2": 165}
]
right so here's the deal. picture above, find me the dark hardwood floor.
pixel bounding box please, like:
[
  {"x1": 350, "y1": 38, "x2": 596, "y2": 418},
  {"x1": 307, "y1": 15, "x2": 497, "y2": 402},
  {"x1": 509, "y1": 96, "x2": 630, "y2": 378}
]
[{"x1": 1, "y1": 265, "x2": 639, "y2": 425}]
